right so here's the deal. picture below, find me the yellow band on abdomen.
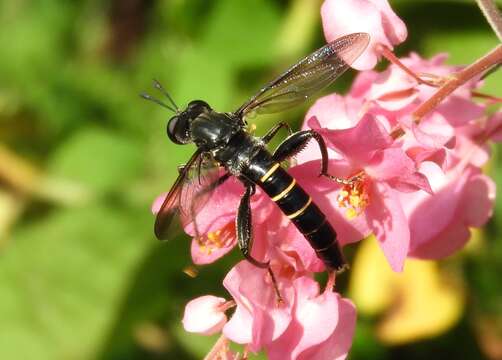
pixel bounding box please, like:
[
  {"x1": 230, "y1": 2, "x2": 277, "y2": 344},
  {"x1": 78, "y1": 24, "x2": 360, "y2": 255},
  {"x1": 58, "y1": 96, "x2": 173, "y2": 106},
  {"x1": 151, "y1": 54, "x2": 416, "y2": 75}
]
[
  {"x1": 260, "y1": 163, "x2": 280, "y2": 183},
  {"x1": 287, "y1": 197, "x2": 312, "y2": 219},
  {"x1": 271, "y1": 179, "x2": 296, "y2": 201}
]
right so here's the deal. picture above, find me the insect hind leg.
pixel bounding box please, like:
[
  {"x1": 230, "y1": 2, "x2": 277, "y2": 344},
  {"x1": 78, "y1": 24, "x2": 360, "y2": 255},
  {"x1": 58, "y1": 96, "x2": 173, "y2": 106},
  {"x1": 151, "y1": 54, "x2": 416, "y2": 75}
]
[
  {"x1": 272, "y1": 130, "x2": 329, "y2": 175},
  {"x1": 271, "y1": 129, "x2": 359, "y2": 184}
]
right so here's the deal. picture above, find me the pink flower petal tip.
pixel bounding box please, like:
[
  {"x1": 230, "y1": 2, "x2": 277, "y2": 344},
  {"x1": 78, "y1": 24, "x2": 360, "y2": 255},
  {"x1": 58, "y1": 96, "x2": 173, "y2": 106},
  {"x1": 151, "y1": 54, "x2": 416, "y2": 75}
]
[{"x1": 182, "y1": 295, "x2": 228, "y2": 335}]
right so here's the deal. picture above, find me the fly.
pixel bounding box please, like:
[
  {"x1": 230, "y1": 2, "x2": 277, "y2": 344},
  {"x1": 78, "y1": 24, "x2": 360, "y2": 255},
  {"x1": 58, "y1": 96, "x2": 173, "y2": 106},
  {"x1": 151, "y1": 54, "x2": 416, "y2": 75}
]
[{"x1": 142, "y1": 33, "x2": 370, "y2": 274}]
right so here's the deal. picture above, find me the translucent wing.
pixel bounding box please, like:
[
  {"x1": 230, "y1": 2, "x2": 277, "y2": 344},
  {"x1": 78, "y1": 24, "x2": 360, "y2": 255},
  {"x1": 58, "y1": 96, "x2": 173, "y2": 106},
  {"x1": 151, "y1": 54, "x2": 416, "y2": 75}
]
[
  {"x1": 236, "y1": 33, "x2": 370, "y2": 118},
  {"x1": 154, "y1": 150, "x2": 228, "y2": 240},
  {"x1": 178, "y1": 154, "x2": 226, "y2": 231},
  {"x1": 154, "y1": 150, "x2": 202, "y2": 240}
]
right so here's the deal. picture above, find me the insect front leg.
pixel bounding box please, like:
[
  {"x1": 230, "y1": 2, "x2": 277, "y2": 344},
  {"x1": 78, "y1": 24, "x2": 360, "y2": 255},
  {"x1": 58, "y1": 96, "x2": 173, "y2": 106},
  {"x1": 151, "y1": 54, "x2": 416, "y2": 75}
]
[
  {"x1": 236, "y1": 184, "x2": 269, "y2": 268},
  {"x1": 261, "y1": 122, "x2": 293, "y2": 144}
]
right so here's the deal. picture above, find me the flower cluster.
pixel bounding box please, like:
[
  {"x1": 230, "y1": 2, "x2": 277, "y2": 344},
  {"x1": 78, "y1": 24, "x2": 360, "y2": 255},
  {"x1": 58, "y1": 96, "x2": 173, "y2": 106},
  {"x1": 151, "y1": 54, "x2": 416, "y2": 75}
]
[{"x1": 154, "y1": 0, "x2": 500, "y2": 358}]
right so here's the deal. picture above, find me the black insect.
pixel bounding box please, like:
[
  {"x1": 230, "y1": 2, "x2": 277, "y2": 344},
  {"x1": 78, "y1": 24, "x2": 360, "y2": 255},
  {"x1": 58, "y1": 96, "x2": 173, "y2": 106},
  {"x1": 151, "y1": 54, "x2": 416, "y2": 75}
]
[{"x1": 142, "y1": 33, "x2": 370, "y2": 273}]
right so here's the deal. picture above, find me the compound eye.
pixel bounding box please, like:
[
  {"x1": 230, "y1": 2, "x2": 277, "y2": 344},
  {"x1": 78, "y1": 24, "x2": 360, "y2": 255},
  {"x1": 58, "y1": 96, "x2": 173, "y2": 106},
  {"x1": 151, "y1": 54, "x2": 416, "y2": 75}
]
[
  {"x1": 167, "y1": 116, "x2": 184, "y2": 144},
  {"x1": 187, "y1": 100, "x2": 210, "y2": 112}
]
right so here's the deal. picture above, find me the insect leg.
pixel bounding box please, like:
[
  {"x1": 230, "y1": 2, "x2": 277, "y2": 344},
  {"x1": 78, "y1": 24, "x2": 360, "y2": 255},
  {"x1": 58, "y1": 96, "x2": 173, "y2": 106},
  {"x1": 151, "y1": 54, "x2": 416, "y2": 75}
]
[
  {"x1": 261, "y1": 122, "x2": 293, "y2": 144},
  {"x1": 236, "y1": 184, "x2": 268, "y2": 268},
  {"x1": 272, "y1": 130, "x2": 329, "y2": 176},
  {"x1": 236, "y1": 184, "x2": 283, "y2": 302}
]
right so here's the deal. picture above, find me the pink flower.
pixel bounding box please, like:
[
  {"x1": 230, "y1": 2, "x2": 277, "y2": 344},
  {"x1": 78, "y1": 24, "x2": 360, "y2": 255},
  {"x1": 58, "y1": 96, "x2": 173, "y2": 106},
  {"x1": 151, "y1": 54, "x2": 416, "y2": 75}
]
[
  {"x1": 222, "y1": 261, "x2": 295, "y2": 351},
  {"x1": 153, "y1": 7, "x2": 499, "y2": 356},
  {"x1": 305, "y1": 113, "x2": 432, "y2": 271},
  {"x1": 222, "y1": 261, "x2": 356, "y2": 358},
  {"x1": 266, "y1": 277, "x2": 356, "y2": 360},
  {"x1": 298, "y1": 94, "x2": 366, "y2": 164},
  {"x1": 452, "y1": 111, "x2": 502, "y2": 168},
  {"x1": 321, "y1": 0, "x2": 407, "y2": 70},
  {"x1": 349, "y1": 52, "x2": 485, "y2": 128},
  {"x1": 486, "y1": 111, "x2": 502, "y2": 142},
  {"x1": 182, "y1": 295, "x2": 228, "y2": 335},
  {"x1": 299, "y1": 47, "x2": 498, "y2": 270},
  {"x1": 402, "y1": 160, "x2": 496, "y2": 260}
]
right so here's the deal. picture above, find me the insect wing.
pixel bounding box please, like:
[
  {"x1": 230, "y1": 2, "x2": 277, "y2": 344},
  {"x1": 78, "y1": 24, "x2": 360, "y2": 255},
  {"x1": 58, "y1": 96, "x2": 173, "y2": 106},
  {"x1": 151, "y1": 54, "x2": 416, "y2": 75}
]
[
  {"x1": 154, "y1": 150, "x2": 202, "y2": 240},
  {"x1": 236, "y1": 33, "x2": 370, "y2": 117},
  {"x1": 178, "y1": 156, "x2": 225, "y2": 231}
]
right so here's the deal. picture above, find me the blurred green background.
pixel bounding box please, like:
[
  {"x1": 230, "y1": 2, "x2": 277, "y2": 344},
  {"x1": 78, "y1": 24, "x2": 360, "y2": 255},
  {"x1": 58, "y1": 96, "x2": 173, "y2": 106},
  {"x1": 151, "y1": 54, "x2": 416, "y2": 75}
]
[{"x1": 0, "y1": 0, "x2": 501, "y2": 359}]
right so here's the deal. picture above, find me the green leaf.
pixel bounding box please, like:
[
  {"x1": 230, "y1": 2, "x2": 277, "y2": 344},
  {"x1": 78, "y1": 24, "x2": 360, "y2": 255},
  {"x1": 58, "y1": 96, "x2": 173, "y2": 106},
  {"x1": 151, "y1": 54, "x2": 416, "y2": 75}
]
[
  {"x1": 200, "y1": 0, "x2": 280, "y2": 68},
  {"x1": 48, "y1": 128, "x2": 144, "y2": 195},
  {"x1": 0, "y1": 205, "x2": 152, "y2": 360}
]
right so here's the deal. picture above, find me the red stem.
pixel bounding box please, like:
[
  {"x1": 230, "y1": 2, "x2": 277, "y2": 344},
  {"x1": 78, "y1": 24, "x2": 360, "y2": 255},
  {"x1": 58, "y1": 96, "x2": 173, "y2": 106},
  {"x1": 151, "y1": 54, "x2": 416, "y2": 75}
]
[
  {"x1": 390, "y1": 44, "x2": 502, "y2": 139},
  {"x1": 377, "y1": 44, "x2": 438, "y2": 87},
  {"x1": 204, "y1": 334, "x2": 229, "y2": 360}
]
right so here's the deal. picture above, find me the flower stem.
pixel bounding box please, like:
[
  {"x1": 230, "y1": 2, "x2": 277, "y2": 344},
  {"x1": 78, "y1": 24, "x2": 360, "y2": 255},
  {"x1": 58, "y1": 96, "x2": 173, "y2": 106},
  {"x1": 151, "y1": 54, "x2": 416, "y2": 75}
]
[
  {"x1": 377, "y1": 44, "x2": 438, "y2": 87},
  {"x1": 325, "y1": 271, "x2": 336, "y2": 292},
  {"x1": 412, "y1": 44, "x2": 502, "y2": 122},
  {"x1": 217, "y1": 300, "x2": 236, "y2": 313},
  {"x1": 476, "y1": 0, "x2": 502, "y2": 41},
  {"x1": 203, "y1": 334, "x2": 229, "y2": 360},
  {"x1": 472, "y1": 90, "x2": 502, "y2": 103},
  {"x1": 390, "y1": 44, "x2": 502, "y2": 139}
]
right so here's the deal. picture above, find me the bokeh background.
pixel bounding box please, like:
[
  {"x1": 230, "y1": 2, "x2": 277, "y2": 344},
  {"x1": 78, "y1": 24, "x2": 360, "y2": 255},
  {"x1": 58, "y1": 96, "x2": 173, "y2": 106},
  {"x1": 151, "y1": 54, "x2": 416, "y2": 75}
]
[{"x1": 0, "y1": 0, "x2": 501, "y2": 359}]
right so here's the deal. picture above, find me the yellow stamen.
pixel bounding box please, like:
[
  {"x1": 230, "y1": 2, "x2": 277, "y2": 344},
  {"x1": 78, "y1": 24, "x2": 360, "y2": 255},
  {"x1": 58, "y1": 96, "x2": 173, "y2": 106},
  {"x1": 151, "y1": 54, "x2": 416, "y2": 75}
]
[
  {"x1": 337, "y1": 174, "x2": 370, "y2": 219},
  {"x1": 197, "y1": 222, "x2": 235, "y2": 255}
]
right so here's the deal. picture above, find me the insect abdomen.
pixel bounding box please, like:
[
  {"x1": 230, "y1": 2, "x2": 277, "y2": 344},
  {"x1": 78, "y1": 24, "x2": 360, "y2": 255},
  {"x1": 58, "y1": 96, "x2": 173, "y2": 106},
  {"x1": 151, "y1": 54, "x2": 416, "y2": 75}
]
[{"x1": 258, "y1": 162, "x2": 347, "y2": 272}]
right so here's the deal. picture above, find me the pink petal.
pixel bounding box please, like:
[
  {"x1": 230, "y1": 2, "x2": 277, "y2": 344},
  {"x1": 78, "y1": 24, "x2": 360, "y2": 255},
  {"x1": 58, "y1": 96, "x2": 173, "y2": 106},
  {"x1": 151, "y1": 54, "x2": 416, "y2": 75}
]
[
  {"x1": 454, "y1": 129, "x2": 490, "y2": 168},
  {"x1": 151, "y1": 192, "x2": 167, "y2": 214},
  {"x1": 410, "y1": 221, "x2": 471, "y2": 259},
  {"x1": 387, "y1": 171, "x2": 433, "y2": 194},
  {"x1": 275, "y1": 224, "x2": 325, "y2": 273},
  {"x1": 350, "y1": 70, "x2": 380, "y2": 98},
  {"x1": 304, "y1": 94, "x2": 362, "y2": 130},
  {"x1": 366, "y1": 147, "x2": 416, "y2": 180},
  {"x1": 486, "y1": 111, "x2": 502, "y2": 141},
  {"x1": 310, "y1": 114, "x2": 393, "y2": 166},
  {"x1": 289, "y1": 161, "x2": 372, "y2": 246},
  {"x1": 266, "y1": 277, "x2": 341, "y2": 360},
  {"x1": 182, "y1": 295, "x2": 227, "y2": 335},
  {"x1": 403, "y1": 167, "x2": 468, "y2": 255},
  {"x1": 412, "y1": 113, "x2": 455, "y2": 149},
  {"x1": 297, "y1": 298, "x2": 357, "y2": 360},
  {"x1": 460, "y1": 173, "x2": 496, "y2": 227},
  {"x1": 406, "y1": 146, "x2": 447, "y2": 170},
  {"x1": 223, "y1": 304, "x2": 253, "y2": 344},
  {"x1": 366, "y1": 148, "x2": 433, "y2": 194},
  {"x1": 190, "y1": 223, "x2": 237, "y2": 265},
  {"x1": 436, "y1": 95, "x2": 486, "y2": 127},
  {"x1": 404, "y1": 166, "x2": 495, "y2": 259},
  {"x1": 369, "y1": 65, "x2": 419, "y2": 110},
  {"x1": 183, "y1": 179, "x2": 243, "y2": 236},
  {"x1": 299, "y1": 95, "x2": 363, "y2": 165},
  {"x1": 366, "y1": 181, "x2": 410, "y2": 272},
  {"x1": 223, "y1": 261, "x2": 294, "y2": 352},
  {"x1": 321, "y1": 0, "x2": 407, "y2": 70}
]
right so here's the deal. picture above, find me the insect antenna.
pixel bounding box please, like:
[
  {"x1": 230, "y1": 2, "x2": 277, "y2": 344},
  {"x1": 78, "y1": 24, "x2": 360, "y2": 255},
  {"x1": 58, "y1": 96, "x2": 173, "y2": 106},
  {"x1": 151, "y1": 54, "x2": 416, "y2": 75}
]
[
  {"x1": 153, "y1": 79, "x2": 179, "y2": 112},
  {"x1": 140, "y1": 92, "x2": 177, "y2": 113}
]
